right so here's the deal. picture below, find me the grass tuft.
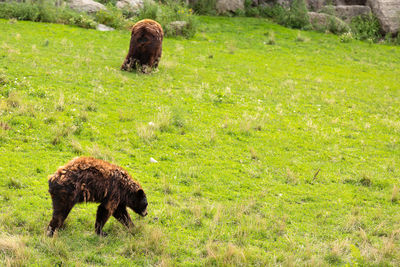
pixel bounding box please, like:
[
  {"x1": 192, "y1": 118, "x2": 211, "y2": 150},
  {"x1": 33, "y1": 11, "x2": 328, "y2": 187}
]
[
  {"x1": 6, "y1": 178, "x2": 25, "y2": 189},
  {"x1": 155, "y1": 107, "x2": 172, "y2": 132},
  {"x1": 137, "y1": 123, "x2": 156, "y2": 142},
  {"x1": 391, "y1": 185, "x2": 399, "y2": 202}
]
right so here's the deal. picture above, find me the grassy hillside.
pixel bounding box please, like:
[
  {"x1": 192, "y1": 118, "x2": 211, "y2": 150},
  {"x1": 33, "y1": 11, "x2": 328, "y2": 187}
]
[{"x1": 0, "y1": 16, "x2": 399, "y2": 265}]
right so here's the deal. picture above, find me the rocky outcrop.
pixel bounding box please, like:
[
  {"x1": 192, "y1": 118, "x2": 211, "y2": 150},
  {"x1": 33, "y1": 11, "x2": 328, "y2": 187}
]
[
  {"x1": 68, "y1": 0, "x2": 106, "y2": 13},
  {"x1": 367, "y1": 0, "x2": 400, "y2": 34},
  {"x1": 308, "y1": 11, "x2": 350, "y2": 32},
  {"x1": 331, "y1": 5, "x2": 371, "y2": 22},
  {"x1": 116, "y1": 0, "x2": 144, "y2": 11},
  {"x1": 216, "y1": 0, "x2": 245, "y2": 14}
]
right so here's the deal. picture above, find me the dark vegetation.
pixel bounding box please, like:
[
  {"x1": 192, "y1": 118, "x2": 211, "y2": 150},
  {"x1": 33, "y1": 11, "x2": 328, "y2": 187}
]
[
  {"x1": 0, "y1": 0, "x2": 197, "y2": 37},
  {"x1": 190, "y1": 0, "x2": 400, "y2": 44},
  {"x1": 0, "y1": 0, "x2": 399, "y2": 44}
]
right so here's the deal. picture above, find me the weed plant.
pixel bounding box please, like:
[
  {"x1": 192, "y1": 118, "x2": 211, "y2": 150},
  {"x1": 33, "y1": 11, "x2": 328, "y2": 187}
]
[
  {"x1": 189, "y1": 0, "x2": 217, "y2": 15},
  {"x1": 350, "y1": 14, "x2": 381, "y2": 42}
]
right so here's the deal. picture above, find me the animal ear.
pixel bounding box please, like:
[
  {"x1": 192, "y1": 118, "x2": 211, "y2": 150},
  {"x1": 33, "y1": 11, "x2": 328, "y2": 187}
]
[{"x1": 136, "y1": 189, "x2": 145, "y2": 198}]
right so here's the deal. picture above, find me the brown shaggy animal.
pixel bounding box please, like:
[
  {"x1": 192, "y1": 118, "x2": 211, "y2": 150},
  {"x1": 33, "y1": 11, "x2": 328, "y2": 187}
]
[
  {"x1": 121, "y1": 19, "x2": 163, "y2": 73},
  {"x1": 47, "y1": 157, "x2": 147, "y2": 237}
]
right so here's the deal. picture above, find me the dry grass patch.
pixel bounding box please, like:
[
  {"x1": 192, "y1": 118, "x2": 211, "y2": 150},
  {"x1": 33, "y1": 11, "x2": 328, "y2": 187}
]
[
  {"x1": 239, "y1": 113, "x2": 265, "y2": 134},
  {"x1": 121, "y1": 225, "x2": 168, "y2": 258},
  {"x1": 249, "y1": 147, "x2": 258, "y2": 160},
  {"x1": 391, "y1": 185, "x2": 399, "y2": 202},
  {"x1": 55, "y1": 92, "x2": 64, "y2": 111},
  {"x1": 0, "y1": 122, "x2": 11, "y2": 130},
  {"x1": 343, "y1": 210, "x2": 363, "y2": 233},
  {"x1": 87, "y1": 144, "x2": 113, "y2": 162},
  {"x1": 324, "y1": 239, "x2": 350, "y2": 264},
  {"x1": 51, "y1": 123, "x2": 77, "y2": 145},
  {"x1": 137, "y1": 123, "x2": 156, "y2": 142},
  {"x1": 70, "y1": 138, "x2": 83, "y2": 154},
  {"x1": 285, "y1": 168, "x2": 298, "y2": 185},
  {"x1": 206, "y1": 242, "x2": 246, "y2": 266},
  {"x1": 0, "y1": 234, "x2": 29, "y2": 266},
  {"x1": 6, "y1": 91, "x2": 21, "y2": 109},
  {"x1": 162, "y1": 177, "x2": 172, "y2": 195},
  {"x1": 155, "y1": 107, "x2": 172, "y2": 132}
]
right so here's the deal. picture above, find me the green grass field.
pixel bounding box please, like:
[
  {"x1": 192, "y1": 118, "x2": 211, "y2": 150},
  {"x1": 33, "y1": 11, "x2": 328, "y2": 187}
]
[{"x1": 0, "y1": 16, "x2": 400, "y2": 265}]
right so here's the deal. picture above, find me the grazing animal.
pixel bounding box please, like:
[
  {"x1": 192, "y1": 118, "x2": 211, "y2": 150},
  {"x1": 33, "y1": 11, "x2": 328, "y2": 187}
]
[
  {"x1": 121, "y1": 19, "x2": 164, "y2": 73},
  {"x1": 47, "y1": 157, "x2": 147, "y2": 237}
]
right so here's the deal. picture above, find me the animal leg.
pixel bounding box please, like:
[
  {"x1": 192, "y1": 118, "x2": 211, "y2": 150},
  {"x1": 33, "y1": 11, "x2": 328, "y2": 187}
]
[
  {"x1": 121, "y1": 58, "x2": 130, "y2": 71},
  {"x1": 47, "y1": 202, "x2": 74, "y2": 237},
  {"x1": 95, "y1": 201, "x2": 117, "y2": 236},
  {"x1": 113, "y1": 204, "x2": 134, "y2": 228}
]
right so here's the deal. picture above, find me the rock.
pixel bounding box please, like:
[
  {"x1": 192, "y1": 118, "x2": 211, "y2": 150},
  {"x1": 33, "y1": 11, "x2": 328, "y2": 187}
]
[
  {"x1": 254, "y1": 0, "x2": 281, "y2": 5},
  {"x1": 167, "y1": 21, "x2": 188, "y2": 36},
  {"x1": 116, "y1": 0, "x2": 144, "y2": 11},
  {"x1": 68, "y1": 0, "x2": 106, "y2": 13},
  {"x1": 216, "y1": 0, "x2": 245, "y2": 14},
  {"x1": 343, "y1": 0, "x2": 366, "y2": 4},
  {"x1": 306, "y1": 0, "x2": 327, "y2": 11},
  {"x1": 367, "y1": 0, "x2": 400, "y2": 34},
  {"x1": 308, "y1": 12, "x2": 350, "y2": 33},
  {"x1": 150, "y1": 157, "x2": 158, "y2": 163},
  {"x1": 305, "y1": 0, "x2": 352, "y2": 11},
  {"x1": 329, "y1": 5, "x2": 371, "y2": 22},
  {"x1": 96, "y1": 24, "x2": 115, "y2": 31}
]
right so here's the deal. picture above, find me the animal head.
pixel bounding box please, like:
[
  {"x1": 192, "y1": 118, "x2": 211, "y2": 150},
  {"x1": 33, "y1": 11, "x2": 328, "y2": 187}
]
[{"x1": 129, "y1": 189, "x2": 148, "y2": 217}]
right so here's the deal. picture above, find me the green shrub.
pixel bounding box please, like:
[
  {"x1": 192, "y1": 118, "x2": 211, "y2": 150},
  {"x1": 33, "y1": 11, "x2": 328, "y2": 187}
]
[
  {"x1": 350, "y1": 14, "x2": 381, "y2": 42},
  {"x1": 327, "y1": 16, "x2": 350, "y2": 34},
  {"x1": 137, "y1": 0, "x2": 160, "y2": 20},
  {"x1": 0, "y1": 2, "x2": 40, "y2": 21},
  {"x1": 245, "y1": 7, "x2": 260, "y2": 18},
  {"x1": 394, "y1": 34, "x2": 400, "y2": 45},
  {"x1": 286, "y1": 0, "x2": 310, "y2": 29},
  {"x1": 137, "y1": 0, "x2": 197, "y2": 38},
  {"x1": 70, "y1": 14, "x2": 97, "y2": 29},
  {"x1": 190, "y1": 0, "x2": 217, "y2": 15},
  {"x1": 0, "y1": 1, "x2": 96, "y2": 29},
  {"x1": 259, "y1": 4, "x2": 287, "y2": 21},
  {"x1": 256, "y1": 1, "x2": 310, "y2": 30},
  {"x1": 95, "y1": 4, "x2": 125, "y2": 29}
]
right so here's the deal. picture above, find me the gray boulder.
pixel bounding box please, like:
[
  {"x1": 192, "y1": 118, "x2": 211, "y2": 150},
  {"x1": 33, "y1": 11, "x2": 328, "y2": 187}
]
[
  {"x1": 96, "y1": 24, "x2": 115, "y2": 31},
  {"x1": 342, "y1": 0, "x2": 366, "y2": 4},
  {"x1": 306, "y1": 0, "x2": 327, "y2": 11},
  {"x1": 68, "y1": 0, "x2": 106, "y2": 13},
  {"x1": 116, "y1": 0, "x2": 144, "y2": 11},
  {"x1": 308, "y1": 11, "x2": 350, "y2": 33},
  {"x1": 216, "y1": 0, "x2": 245, "y2": 14},
  {"x1": 367, "y1": 0, "x2": 400, "y2": 34},
  {"x1": 327, "y1": 5, "x2": 372, "y2": 22},
  {"x1": 168, "y1": 21, "x2": 188, "y2": 36},
  {"x1": 305, "y1": 0, "x2": 355, "y2": 11}
]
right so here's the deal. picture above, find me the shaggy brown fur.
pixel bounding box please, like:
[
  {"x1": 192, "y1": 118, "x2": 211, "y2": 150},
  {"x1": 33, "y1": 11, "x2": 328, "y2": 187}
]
[
  {"x1": 47, "y1": 157, "x2": 147, "y2": 237},
  {"x1": 121, "y1": 19, "x2": 164, "y2": 73}
]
